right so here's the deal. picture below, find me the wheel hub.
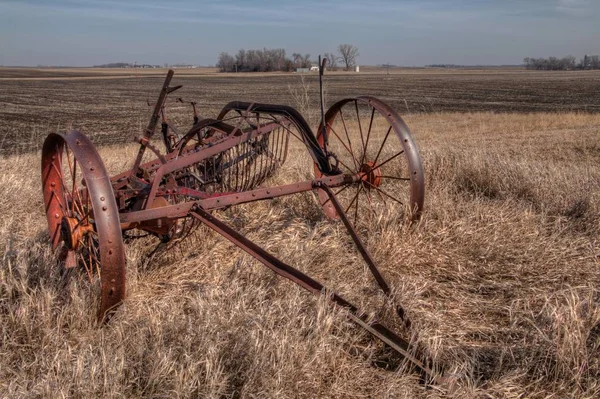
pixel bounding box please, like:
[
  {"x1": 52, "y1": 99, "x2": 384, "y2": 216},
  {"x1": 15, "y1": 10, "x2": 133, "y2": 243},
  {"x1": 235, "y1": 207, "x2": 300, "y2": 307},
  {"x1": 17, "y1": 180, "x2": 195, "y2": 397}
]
[
  {"x1": 359, "y1": 161, "x2": 382, "y2": 188},
  {"x1": 60, "y1": 216, "x2": 92, "y2": 250}
]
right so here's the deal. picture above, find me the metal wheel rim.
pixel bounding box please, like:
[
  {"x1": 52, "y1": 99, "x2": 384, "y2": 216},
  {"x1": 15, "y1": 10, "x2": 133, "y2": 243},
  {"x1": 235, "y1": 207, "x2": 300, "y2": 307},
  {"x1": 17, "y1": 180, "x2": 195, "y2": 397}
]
[
  {"x1": 314, "y1": 96, "x2": 425, "y2": 224},
  {"x1": 41, "y1": 130, "x2": 126, "y2": 322}
]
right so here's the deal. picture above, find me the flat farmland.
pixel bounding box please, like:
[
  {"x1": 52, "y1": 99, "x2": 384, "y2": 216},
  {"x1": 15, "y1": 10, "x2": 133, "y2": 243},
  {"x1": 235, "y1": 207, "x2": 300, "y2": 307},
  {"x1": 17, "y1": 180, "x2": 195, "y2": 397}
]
[{"x1": 1, "y1": 68, "x2": 600, "y2": 154}]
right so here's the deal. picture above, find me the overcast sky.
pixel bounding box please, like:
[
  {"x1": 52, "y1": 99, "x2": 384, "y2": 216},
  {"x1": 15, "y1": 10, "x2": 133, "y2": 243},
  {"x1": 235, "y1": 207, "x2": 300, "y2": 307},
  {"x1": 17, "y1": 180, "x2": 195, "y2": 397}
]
[{"x1": 0, "y1": 0, "x2": 598, "y2": 67}]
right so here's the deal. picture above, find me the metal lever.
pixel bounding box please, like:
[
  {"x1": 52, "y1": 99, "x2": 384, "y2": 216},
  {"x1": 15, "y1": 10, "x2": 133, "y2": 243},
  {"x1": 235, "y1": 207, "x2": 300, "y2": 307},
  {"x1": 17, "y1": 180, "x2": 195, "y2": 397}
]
[
  {"x1": 318, "y1": 56, "x2": 328, "y2": 154},
  {"x1": 131, "y1": 69, "x2": 174, "y2": 176}
]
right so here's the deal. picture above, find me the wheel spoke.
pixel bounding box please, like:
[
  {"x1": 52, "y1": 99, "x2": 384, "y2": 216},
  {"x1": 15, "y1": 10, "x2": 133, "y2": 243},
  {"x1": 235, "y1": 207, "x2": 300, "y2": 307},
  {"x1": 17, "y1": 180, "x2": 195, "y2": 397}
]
[
  {"x1": 65, "y1": 147, "x2": 77, "y2": 212},
  {"x1": 78, "y1": 242, "x2": 93, "y2": 282},
  {"x1": 373, "y1": 125, "x2": 393, "y2": 166},
  {"x1": 363, "y1": 180, "x2": 405, "y2": 206},
  {"x1": 354, "y1": 184, "x2": 363, "y2": 226},
  {"x1": 372, "y1": 150, "x2": 405, "y2": 172},
  {"x1": 344, "y1": 185, "x2": 361, "y2": 215},
  {"x1": 373, "y1": 185, "x2": 387, "y2": 205},
  {"x1": 363, "y1": 186, "x2": 378, "y2": 220},
  {"x1": 380, "y1": 175, "x2": 411, "y2": 182},
  {"x1": 91, "y1": 235, "x2": 101, "y2": 278},
  {"x1": 336, "y1": 158, "x2": 355, "y2": 174},
  {"x1": 65, "y1": 145, "x2": 73, "y2": 175},
  {"x1": 334, "y1": 184, "x2": 352, "y2": 196},
  {"x1": 51, "y1": 189, "x2": 68, "y2": 213},
  {"x1": 50, "y1": 157, "x2": 65, "y2": 181},
  {"x1": 327, "y1": 123, "x2": 360, "y2": 169},
  {"x1": 339, "y1": 109, "x2": 358, "y2": 170},
  {"x1": 320, "y1": 183, "x2": 354, "y2": 207},
  {"x1": 354, "y1": 100, "x2": 365, "y2": 159},
  {"x1": 72, "y1": 184, "x2": 87, "y2": 218},
  {"x1": 50, "y1": 152, "x2": 71, "y2": 214},
  {"x1": 69, "y1": 152, "x2": 78, "y2": 212},
  {"x1": 361, "y1": 107, "x2": 376, "y2": 165},
  {"x1": 65, "y1": 148, "x2": 88, "y2": 219},
  {"x1": 72, "y1": 209, "x2": 92, "y2": 230},
  {"x1": 64, "y1": 147, "x2": 77, "y2": 213}
]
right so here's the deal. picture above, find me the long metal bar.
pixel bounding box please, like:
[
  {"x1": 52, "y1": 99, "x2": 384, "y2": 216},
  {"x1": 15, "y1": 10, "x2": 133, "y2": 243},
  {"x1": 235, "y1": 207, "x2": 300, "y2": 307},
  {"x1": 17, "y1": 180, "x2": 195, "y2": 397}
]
[
  {"x1": 188, "y1": 206, "x2": 444, "y2": 386},
  {"x1": 319, "y1": 183, "x2": 411, "y2": 324},
  {"x1": 318, "y1": 56, "x2": 328, "y2": 154},
  {"x1": 319, "y1": 185, "x2": 388, "y2": 291},
  {"x1": 131, "y1": 69, "x2": 174, "y2": 177},
  {"x1": 119, "y1": 174, "x2": 351, "y2": 225}
]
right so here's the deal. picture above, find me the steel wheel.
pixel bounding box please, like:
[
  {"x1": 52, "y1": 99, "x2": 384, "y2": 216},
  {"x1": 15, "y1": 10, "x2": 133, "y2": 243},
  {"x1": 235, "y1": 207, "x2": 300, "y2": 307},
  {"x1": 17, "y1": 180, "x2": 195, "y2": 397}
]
[
  {"x1": 42, "y1": 131, "x2": 126, "y2": 322},
  {"x1": 314, "y1": 97, "x2": 424, "y2": 228}
]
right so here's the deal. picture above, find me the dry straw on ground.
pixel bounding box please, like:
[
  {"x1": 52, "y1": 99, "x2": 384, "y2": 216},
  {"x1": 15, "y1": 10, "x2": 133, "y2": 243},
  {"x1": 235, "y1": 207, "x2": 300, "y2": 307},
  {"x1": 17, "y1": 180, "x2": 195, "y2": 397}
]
[{"x1": 1, "y1": 111, "x2": 599, "y2": 398}]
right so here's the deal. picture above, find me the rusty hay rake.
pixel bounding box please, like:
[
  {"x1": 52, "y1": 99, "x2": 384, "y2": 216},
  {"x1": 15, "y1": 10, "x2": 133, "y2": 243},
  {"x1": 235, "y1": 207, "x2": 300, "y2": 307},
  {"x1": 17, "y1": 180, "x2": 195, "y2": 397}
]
[{"x1": 41, "y1": 62, "x2": 452, "y2": 386}]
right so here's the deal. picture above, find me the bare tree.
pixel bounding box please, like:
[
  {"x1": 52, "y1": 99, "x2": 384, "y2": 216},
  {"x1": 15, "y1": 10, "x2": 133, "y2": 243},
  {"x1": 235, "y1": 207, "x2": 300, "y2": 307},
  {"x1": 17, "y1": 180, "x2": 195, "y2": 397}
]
[
  {"x1": 235, "y1": 49, "x2": 246, "y2": 71},
  {"x1": 217, "y1": 52, "x2": 235, "y2": 72},
  {"x1": 563, "y1": 55, "x2": 576, "y2": 69},
  {"x1": 292, "y1": 53, "x2": 302, "y2": 69},
  {"x1": 338, "y1": 44, "x2": 359, "y2": 70},
  {"x1": 323, "y1": 52, "x2": 338, "y2": 71},
  {"x1": 301, "y1": 53, "x2": 311, "y2": 68}
]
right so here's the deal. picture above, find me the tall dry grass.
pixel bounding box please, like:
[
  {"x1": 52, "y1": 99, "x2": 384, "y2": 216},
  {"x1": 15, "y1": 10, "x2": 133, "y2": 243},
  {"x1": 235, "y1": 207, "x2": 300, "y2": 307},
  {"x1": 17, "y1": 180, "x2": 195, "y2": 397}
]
[{"x1": 1, "y1": 112, "x2": 599, "y2": 398}]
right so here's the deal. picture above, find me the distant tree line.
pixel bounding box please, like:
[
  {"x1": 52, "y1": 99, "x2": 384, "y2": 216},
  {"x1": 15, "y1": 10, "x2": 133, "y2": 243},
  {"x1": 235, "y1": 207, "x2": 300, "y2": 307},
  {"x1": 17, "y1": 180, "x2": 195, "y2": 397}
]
[
  {"x1": 217, "y1": 48, "x2": 293, "y2": 72},
  {"x1": 523, "y1": 55, "x2": 600, "y2": 70},
  {"x1": 216, "y1": 44, "x2": 359, "y2": 73},
  {"x1": 426, "y1": 64, "x2": 465, "y2": 68},
  {"x1": 93, "y1": 62, "x2": 161, "y2": 68}
]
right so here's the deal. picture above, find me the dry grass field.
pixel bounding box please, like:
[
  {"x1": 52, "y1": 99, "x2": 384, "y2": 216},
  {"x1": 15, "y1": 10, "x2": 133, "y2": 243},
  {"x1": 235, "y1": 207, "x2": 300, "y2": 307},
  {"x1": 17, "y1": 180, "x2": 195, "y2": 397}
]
[{"x1": 1, "y1": 69, "x2": 599, "y2": 398}]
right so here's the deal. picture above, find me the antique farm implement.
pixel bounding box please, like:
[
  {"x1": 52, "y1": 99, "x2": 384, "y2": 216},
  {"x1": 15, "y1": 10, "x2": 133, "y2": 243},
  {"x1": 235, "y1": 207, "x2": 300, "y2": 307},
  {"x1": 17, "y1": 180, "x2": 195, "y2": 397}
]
[{"x1": 41, "y1": 64, "x2": 440, "y2": 383}]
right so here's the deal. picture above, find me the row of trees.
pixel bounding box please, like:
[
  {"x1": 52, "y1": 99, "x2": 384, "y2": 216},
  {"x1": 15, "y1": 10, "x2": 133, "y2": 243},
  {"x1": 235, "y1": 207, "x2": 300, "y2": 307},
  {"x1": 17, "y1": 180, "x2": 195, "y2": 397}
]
[
  {"x1": 216, "y1": 44, "x2": 359, "y2": 73},
  {"x1": 217, "y1": 48, "x2": 290, "y2": 72},
  {"x1": 523, "y1": 55, "x2": 600, "y2": 70}
]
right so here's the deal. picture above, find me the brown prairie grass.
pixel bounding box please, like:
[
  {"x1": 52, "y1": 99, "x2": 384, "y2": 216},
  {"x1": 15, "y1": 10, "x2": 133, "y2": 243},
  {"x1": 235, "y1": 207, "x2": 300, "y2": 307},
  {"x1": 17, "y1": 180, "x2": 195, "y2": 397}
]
[{"x1": 1, "y1": 112, "x2": 599, "y2": 398}]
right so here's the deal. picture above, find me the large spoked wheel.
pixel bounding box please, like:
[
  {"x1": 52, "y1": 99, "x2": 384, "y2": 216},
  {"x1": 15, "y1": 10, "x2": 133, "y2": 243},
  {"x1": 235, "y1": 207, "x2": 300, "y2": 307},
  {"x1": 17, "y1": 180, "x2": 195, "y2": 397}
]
[
  {"x1": 314, "y1": 97, "x2": 424, "y2": 228},
  {"x1": 41, "y1": 131, "x2": 126, "y2": 322}
]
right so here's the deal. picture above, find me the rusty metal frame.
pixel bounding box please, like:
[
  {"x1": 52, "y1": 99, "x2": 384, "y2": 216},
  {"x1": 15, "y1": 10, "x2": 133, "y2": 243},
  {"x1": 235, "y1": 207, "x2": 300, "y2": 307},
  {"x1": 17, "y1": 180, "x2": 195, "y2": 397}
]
[{"x1": 41, "y1": 69, "x2": 440, "y2": 386}]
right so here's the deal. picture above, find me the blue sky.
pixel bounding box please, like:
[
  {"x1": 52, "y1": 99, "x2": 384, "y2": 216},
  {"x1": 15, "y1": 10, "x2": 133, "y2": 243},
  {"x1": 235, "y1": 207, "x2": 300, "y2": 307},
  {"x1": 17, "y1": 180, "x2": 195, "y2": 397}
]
[{"x1": 0, "y1": 0, "x2": 598, "y2": 66}]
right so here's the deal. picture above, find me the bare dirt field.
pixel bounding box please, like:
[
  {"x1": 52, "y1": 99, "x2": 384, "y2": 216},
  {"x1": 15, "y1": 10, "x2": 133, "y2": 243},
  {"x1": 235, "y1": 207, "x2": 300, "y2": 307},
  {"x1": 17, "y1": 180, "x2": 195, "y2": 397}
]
[
  {"x1": 1, "y1": 68, "x2": 599, "y2": 398},
  {"x1": 1, "y1": 67, "x2": 599, "y2": 155}
]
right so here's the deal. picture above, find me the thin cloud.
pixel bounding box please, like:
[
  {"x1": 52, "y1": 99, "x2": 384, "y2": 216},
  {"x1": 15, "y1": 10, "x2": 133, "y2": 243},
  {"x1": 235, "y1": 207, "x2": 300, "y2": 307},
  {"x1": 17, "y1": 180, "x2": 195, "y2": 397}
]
[
  {"x1": 556, "y1": 0, "x2": 590, "y2": 16},
  {"x1": 0, "y1": 0, "x2": 310, "y2": 26}
]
